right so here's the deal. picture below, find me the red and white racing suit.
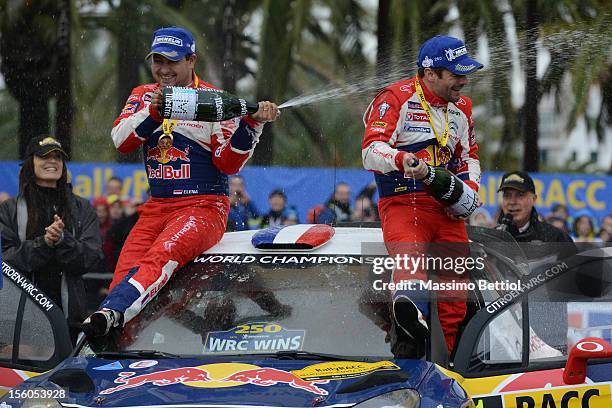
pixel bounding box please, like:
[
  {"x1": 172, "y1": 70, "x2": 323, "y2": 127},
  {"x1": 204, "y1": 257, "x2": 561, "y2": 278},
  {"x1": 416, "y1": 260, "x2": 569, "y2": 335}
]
[
  {"x1": 362, "y1": 76, "x2": 480, "y2": 352},
  {"x1": 101, "y1": 74, "x2": 263, "y2": 324}
]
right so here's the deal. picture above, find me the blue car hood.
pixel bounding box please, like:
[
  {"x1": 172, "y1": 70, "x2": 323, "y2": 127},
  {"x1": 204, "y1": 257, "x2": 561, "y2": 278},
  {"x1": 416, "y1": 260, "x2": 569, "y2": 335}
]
[{"x1": 30, "y1": 356, "x2": 440, "y2": 407}]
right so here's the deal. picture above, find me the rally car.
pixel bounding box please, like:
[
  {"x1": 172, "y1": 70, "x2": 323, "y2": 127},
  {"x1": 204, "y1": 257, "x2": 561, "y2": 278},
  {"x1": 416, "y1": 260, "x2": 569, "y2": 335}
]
[{"x1": 1, "y1": 223, "x2": 611, "y2": 407}]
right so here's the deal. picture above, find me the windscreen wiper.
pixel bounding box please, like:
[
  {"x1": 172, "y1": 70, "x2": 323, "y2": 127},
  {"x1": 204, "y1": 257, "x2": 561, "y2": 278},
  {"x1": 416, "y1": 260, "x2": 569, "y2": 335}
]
[{"x1": 95, "y1": 350, "x2": 181, "y2": 359}]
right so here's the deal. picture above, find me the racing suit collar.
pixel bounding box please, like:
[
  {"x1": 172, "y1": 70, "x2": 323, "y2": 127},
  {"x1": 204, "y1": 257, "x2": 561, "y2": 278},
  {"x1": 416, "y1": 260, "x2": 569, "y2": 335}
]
[{"x1": 415, "y1": 77, "x2": 448, "y2": 107}]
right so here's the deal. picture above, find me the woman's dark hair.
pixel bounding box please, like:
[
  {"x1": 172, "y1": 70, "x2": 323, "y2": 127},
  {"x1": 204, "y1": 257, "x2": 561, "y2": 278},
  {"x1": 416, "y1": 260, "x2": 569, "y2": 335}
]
[{"x1": 19, "y1": 155, "x2": 73, "y2": 239}]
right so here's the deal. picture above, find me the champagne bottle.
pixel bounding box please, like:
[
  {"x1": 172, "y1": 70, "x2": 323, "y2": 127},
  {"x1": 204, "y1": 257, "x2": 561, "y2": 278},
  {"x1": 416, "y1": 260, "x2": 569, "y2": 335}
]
[
  {"x1": 410, "y1": 160, "x2": 478, "y2": 218},
  {"x1": 161, "y1": 87, "x2": 259, "y2": 122}
]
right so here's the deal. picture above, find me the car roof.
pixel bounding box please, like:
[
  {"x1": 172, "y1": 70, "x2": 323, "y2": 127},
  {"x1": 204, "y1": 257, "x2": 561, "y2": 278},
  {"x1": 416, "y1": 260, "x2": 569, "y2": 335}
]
[{"x1": 205, "y1": 226, "x2": 385, "y2": 255}]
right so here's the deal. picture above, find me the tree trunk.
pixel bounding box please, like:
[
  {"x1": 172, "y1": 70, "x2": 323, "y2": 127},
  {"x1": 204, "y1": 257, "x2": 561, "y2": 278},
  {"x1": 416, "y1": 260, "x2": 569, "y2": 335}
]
[
  {"x1": 116, "y1": 2, "x2": 142, "y2": 163},
  {"x1": 253, "y1": 0, "x2": 293, "y2": 165},
  {"x1": 376, "y1": 0, "x2": 391, "y2": 80},
  {"x1": 523, "y1": 0, "x2": 539, "y2": 172},
  {"x1": 55, "y1": 0, "x2": 73, "y2": 157},
  {"x1": 221, "y1": 0, "x2": 237, "y2": 93},
  {"x1": 19, "y1": 97, "x2": 49, "y2": 159}
]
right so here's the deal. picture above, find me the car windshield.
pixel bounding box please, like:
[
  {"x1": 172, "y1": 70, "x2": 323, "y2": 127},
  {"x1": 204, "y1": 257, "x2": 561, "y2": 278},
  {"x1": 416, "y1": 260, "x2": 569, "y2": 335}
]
[{"x1": 85, "y1": 253, "x2": 395, "y2": 359}]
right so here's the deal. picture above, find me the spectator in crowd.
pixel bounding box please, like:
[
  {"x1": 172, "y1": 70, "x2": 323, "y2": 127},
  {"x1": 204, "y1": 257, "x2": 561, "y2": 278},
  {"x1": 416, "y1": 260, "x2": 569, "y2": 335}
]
[
  {"x1": 497, "y1": 172, "x2": 572, "y2": 243},
  {"x1": 600, "y1": 227, "x2": 611, "y2": 243},
  {"x1": 353, "y1": 194, "x2": 378, "y2": 222},
  {"x1": 307, "y1": 204, "x2": 325, "y2": 224},
  {"x1": 497, "y1": 171, "x2": 574, "y2": 350},
  {"x1": 283, "y1": 211, "x2": 299, "y2": 225},
  {"x1": 0, "y1": 136, "x2": 103, "y2": 344},
  {"x1": 105, "y1": 176, "x2": 123, "y2": 197},
  {"x1": 358, "y1": 182, "x2": 378, "y2": 204},
  {"x1": 107, "y1": 194, "x2": 125, "y2": 223},
  {"x1": 550, "y1": 203, "x2": 569, "y2": 221},
  {"x1": 316, "y1": 182, "x2": 353, "y2": 224},
  {"x1": 92, "y1": 196, "x2": 115, "y2": 274},
  {"x1": 227, "y1": 175, "x2": 259, "y2": 231},
  {"x1": 572, "y1": 212, "x2": 601, "y2": 243},
  {"x1": 468, "y1": 207, "x2": 494, "y2": 228},
  {"x1": 83, "y1": 26, "x2": 280, "y2": 337},
  {"x1": 0, "y1": 192, "x2": 10, "y2": 203},
  {"x1": 547, "y1": 216, "x2": 570, "y2": 235},
  {"x1": 107, "y1": 198, "x2": 141, "y2": 268},
  {"x1": 260, "y1": 190, "x2": 298, "y2": 228},
  {"x1": 602, "y1": 214, "x2": 612, "y2": 230},
  {"x1": 599, "y1": 214, "x2": 612, "y2": 242}
]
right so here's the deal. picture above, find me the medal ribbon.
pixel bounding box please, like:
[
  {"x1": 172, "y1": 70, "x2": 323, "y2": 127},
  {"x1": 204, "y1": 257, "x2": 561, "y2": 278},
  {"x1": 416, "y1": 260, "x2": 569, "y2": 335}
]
[{"x1": 414, "y1": 78, "x2": 449, "y2": 148}]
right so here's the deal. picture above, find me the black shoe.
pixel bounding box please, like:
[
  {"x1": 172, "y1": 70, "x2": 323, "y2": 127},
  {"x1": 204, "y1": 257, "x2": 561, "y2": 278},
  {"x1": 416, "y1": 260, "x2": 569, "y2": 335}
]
[
  {"x1": 392, "y1": 296, "x2": 429, "y2": 346},
  {"x1": 82, "y1": 309, "x2": 122, "y2": 338}
]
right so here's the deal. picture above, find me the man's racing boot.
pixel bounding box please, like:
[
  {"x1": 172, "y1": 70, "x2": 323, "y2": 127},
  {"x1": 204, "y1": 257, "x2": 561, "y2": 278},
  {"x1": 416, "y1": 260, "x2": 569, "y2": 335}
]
[
  {"x1": 392, "y1": 283, "x2": 430, "y2": 357},
  {"x1": 82, "y1": 308, "x2": 123, "y2": 338}
]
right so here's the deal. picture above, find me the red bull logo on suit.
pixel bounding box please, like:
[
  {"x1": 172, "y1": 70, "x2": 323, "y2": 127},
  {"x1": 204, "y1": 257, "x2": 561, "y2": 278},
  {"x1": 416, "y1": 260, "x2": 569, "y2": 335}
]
[{"x1": 147, "y1": 163, "x2": 191, "y2": 180}]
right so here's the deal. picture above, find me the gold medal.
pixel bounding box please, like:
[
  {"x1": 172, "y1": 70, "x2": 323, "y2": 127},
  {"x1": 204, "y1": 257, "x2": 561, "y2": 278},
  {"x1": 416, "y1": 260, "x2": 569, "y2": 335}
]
[{"x1": 437, "y1": 145, "x2": 452, "y2": 165}]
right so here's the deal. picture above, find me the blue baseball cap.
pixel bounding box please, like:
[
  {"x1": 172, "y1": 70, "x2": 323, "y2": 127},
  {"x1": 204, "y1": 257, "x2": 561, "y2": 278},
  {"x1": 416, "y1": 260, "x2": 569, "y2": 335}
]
[
  {"x1": 146, "y1": 27, "x2": 196, "y2": 61},
  {"x1": 417, "y1": 35, "x2": 483, "y2": 75}
]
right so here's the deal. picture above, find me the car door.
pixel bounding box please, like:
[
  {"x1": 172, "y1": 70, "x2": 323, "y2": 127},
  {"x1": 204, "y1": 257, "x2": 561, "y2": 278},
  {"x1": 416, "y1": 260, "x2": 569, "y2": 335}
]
[
  {"x1": 0, "y1": 261, "x2": 73, "y2": 396},
  {"x1": 452, "y1": 243, "x2": 612, "y2": 407}
]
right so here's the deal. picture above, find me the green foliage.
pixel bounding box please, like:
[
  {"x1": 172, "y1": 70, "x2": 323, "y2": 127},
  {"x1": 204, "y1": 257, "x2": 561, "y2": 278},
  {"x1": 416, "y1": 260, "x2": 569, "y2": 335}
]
[
  {"x1": 0, "y1": 89, "x2": 18, "y2": 160},
  {"x1": 0, "y1": 0, "x2": 610, "y2": 171}
]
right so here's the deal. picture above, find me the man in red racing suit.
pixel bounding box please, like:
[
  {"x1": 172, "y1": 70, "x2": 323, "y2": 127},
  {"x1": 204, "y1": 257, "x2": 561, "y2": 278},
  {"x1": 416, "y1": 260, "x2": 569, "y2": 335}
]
[
  {"x1": 362, "y1": 35, "x2": 482, "y2": 355},
  {"x1": 82, "y1": 26, "x2": 280, "y2": 337}
]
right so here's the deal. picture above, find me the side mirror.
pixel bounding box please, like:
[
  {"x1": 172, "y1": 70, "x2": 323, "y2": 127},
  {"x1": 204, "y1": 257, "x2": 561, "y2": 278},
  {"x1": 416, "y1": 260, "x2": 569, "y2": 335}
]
[{"x1": 563, "y1": 337, "x2": 612, "y2": 385}]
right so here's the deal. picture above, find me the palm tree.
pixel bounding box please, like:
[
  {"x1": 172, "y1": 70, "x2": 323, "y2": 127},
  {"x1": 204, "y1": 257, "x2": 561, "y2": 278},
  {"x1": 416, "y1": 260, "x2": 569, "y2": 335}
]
[
  {"x1": 253, "y1": 0, "x2": 372, "y2": 165},
  {"x1": 56, "y1": 0, "x2": 73, "y2": 156},
  {"x1": 522, "y1": 0, "x2": 539, "y2": 171},
  {"x1": 0, "y1": 0, "x2": 60, "y2": 158}
]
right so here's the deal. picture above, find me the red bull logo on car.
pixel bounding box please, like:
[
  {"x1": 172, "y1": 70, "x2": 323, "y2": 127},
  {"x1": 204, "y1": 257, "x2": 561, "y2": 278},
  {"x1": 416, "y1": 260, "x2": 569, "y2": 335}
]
[
  {"x1": 99, "y1": 363, "x2": 329, "y2": 396},
  {"x1": 100, "y1": 367, "x2": 211, "y2": 395}
]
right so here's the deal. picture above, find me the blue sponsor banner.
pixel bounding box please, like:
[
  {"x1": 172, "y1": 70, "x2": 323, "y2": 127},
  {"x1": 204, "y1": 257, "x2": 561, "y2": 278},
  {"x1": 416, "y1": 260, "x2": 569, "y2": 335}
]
[{"x1": 0, "y1": 160, "x2": 610, "y2": 224}]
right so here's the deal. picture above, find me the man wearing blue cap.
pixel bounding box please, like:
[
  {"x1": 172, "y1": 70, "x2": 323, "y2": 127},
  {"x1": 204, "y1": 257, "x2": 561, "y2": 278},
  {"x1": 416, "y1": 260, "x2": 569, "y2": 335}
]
[
  {"x1": 83, "y1": 27, "x2": 280, "y2": 337},
  {"x1": 361, "y1": 35, "x2": 483, "y2": 356}
]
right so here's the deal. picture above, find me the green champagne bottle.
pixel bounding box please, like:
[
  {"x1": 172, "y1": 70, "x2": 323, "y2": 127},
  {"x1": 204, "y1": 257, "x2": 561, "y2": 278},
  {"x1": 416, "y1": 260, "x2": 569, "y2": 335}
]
[
  {"x1": 411, "y1": 161, "x2": 478, "y2": 218},
  {"x1": 161, "y1": 87, "x2": 259, "y2": 122}
]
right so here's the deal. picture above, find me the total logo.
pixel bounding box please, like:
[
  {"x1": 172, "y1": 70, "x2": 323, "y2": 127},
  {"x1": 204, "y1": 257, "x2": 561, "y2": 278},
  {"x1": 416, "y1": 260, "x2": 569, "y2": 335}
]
[
  {"x1": 100, "y1": 363, "x2": 329, "y2": 396},
  {"x1": 406, "y1": 112, "x2": 428, "y2": 122}
]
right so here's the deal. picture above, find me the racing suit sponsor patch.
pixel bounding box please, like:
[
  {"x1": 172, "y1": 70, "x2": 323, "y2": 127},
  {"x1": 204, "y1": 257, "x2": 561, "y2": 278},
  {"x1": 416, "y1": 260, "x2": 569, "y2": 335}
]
[
  {"x1": 378, "y1": 102, "x2": 390, "y2": 118},
  {"x1": 403, "y1": 125, "x2": 431, "y2": 133},
  {"x1": 406, "y1": 101, "x2": 423, "y2": 110},
  {"x1": 406, "y1": 112, "x2": 428, "y2": 122}
]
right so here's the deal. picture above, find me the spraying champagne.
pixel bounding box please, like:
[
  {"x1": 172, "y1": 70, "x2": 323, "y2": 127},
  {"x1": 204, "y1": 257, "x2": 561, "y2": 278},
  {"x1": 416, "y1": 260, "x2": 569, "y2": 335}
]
[{"x1": 161, "y1": 87, "x2": 259, "y2": 122}]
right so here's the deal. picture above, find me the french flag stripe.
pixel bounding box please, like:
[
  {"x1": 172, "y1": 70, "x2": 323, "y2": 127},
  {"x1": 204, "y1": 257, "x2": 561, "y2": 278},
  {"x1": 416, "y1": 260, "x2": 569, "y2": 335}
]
[
  {"x1": 0, "y1": 367, "x2": 30, "y2": 387},
  {"x1": 296, "y1": 224, "x2": 335, "y2": 245},
  {"x1": 255, "y1": 225, "x2": 285, "y2": 244},
  {"x1": 273, "y1": 224, "x2": 315, "y2": 243}
]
